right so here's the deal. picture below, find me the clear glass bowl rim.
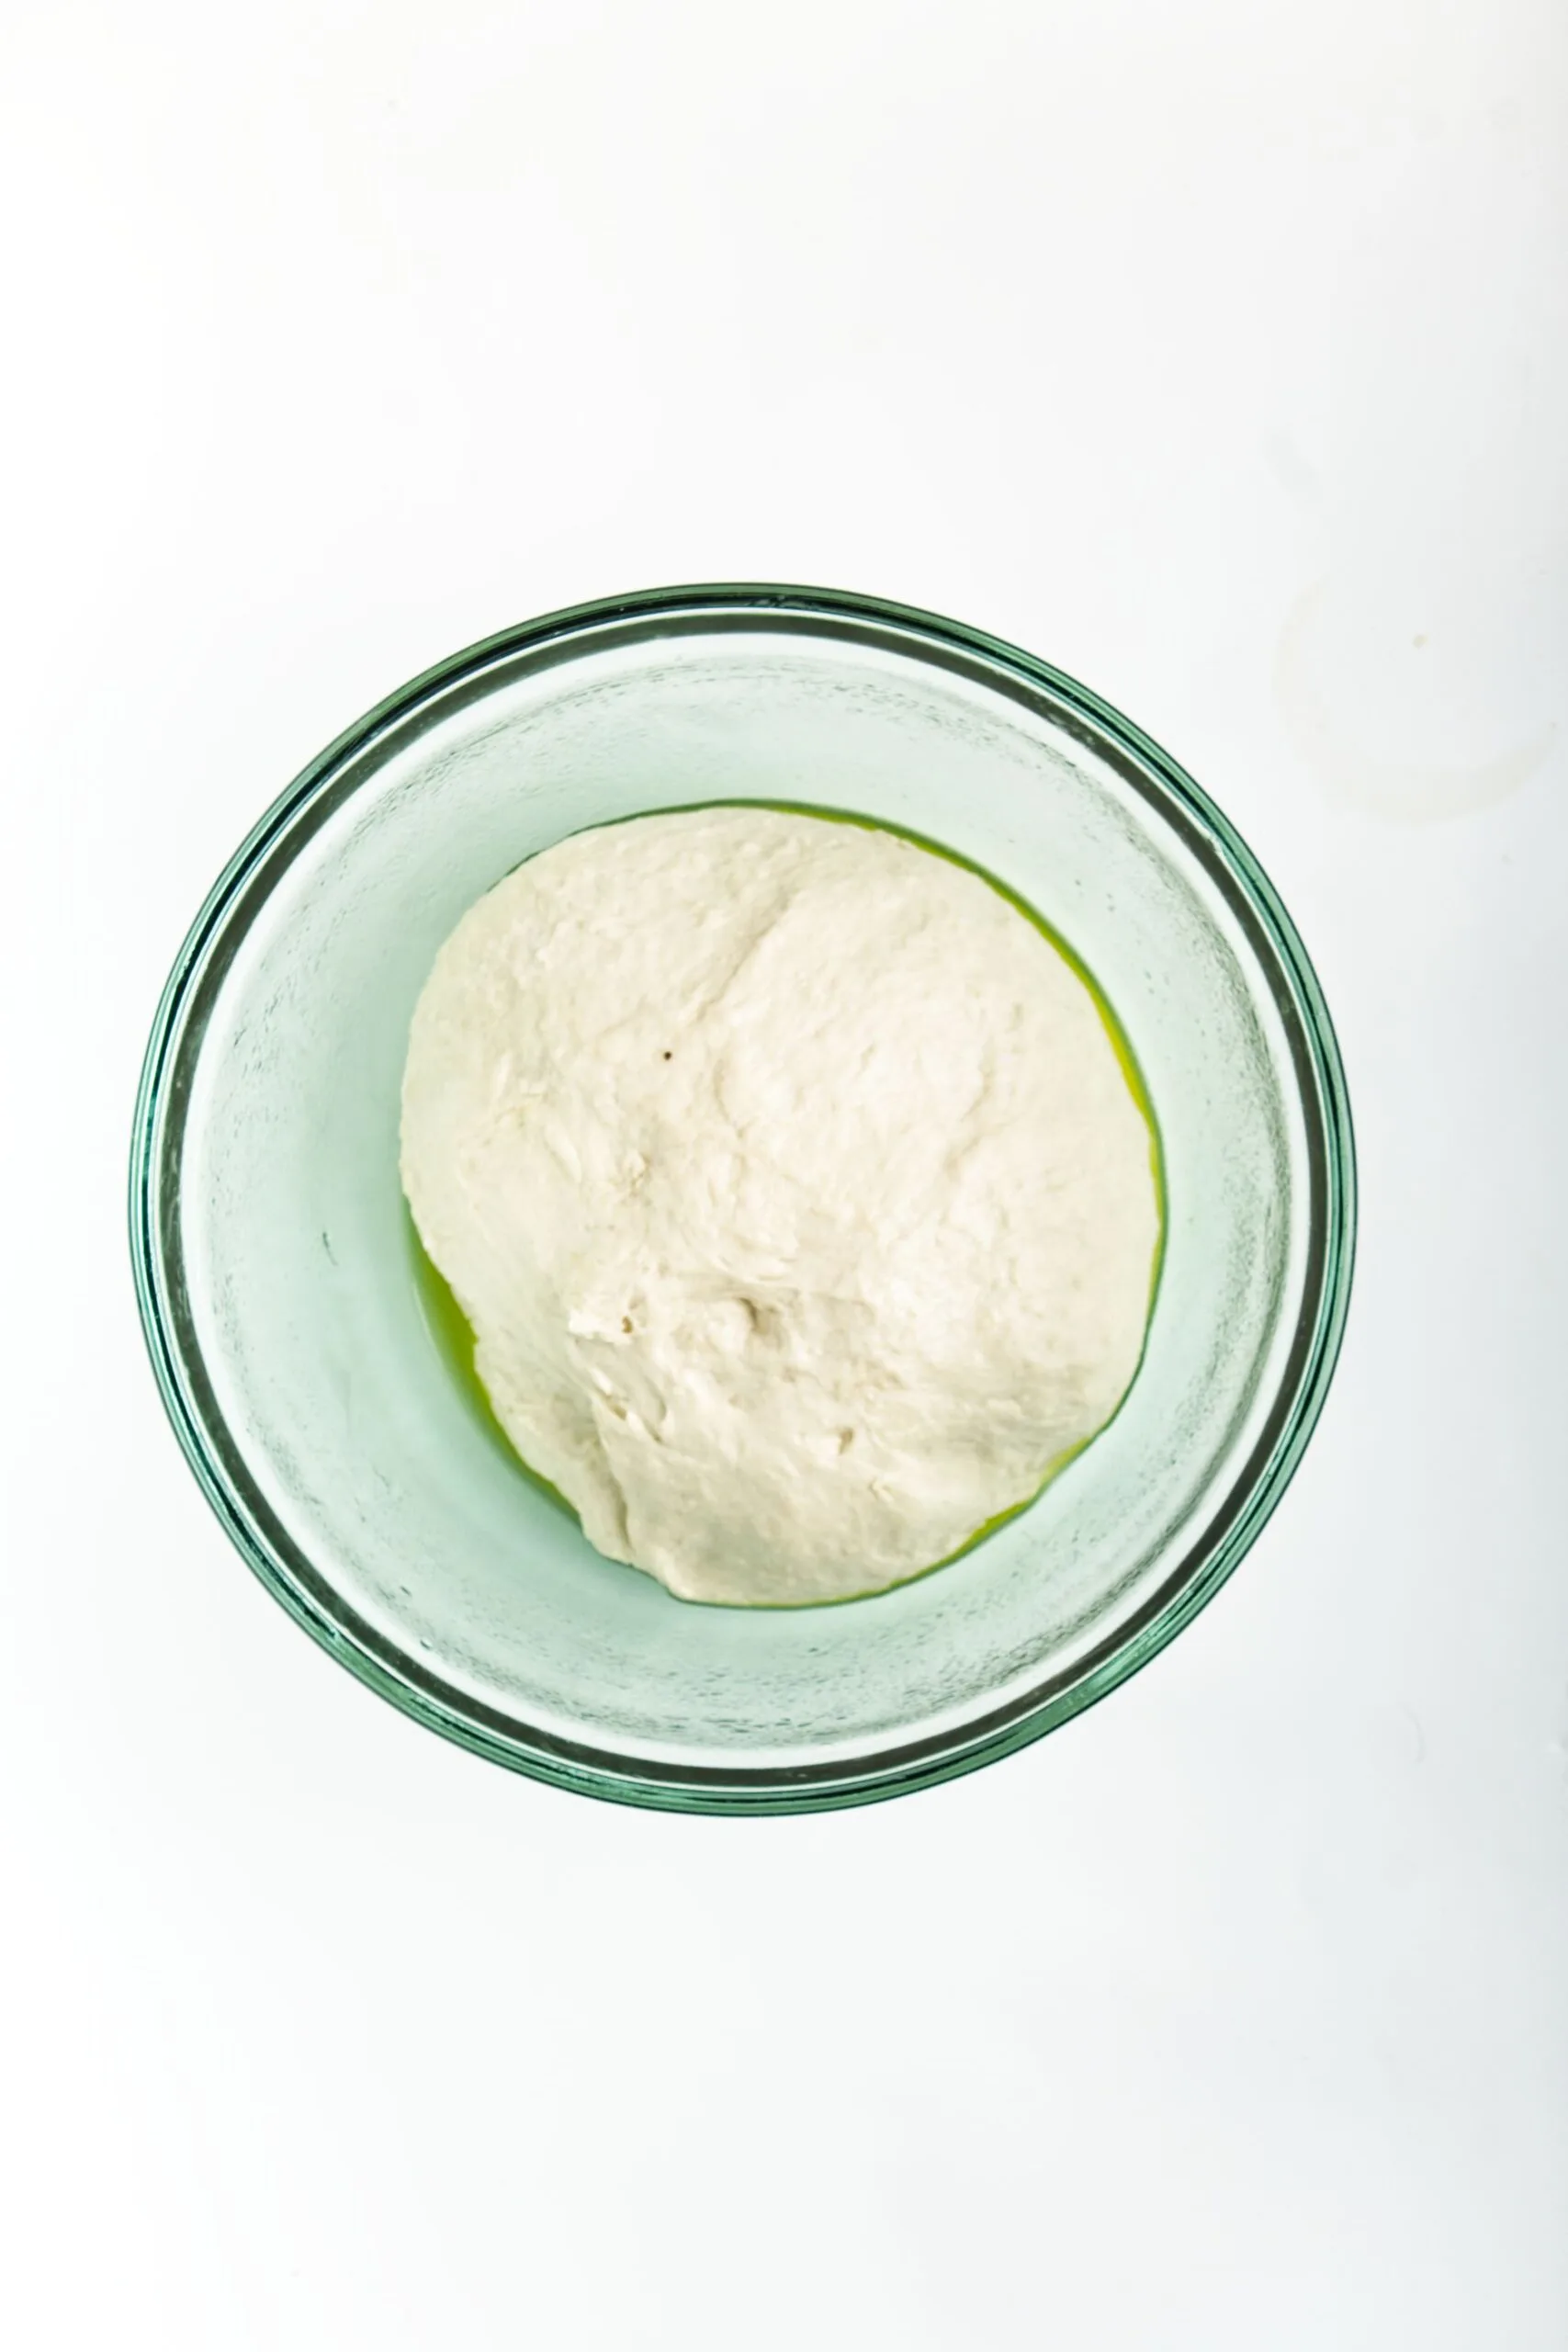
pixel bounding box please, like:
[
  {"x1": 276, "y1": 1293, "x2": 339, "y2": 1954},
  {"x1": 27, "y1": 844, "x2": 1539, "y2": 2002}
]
[{"x1": 129, "y1": 582, "x2": 1357, "y2": 1813}]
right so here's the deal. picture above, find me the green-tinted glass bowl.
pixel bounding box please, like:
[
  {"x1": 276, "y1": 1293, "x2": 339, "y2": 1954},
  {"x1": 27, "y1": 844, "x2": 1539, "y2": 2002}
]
[{"x1": 130, "y1": 585, "x2": 1354, "y2": 1813}]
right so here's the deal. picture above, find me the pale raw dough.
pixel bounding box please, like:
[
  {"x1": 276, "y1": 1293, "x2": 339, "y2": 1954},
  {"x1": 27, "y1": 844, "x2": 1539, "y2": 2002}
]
[{"x1": 400, "y1": 808, "x2": 1159, "y2": 1604}]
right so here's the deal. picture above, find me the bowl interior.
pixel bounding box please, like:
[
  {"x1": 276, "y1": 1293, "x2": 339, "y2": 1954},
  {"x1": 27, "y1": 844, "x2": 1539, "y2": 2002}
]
[{"x1": 140, "y1": 595, "x2": 1348, "y2": 1807}]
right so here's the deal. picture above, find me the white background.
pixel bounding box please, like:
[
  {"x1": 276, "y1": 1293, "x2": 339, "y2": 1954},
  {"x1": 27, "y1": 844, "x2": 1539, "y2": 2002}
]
[{"x1": 4, "y1": 4, "x2": 1565, "y2": 2345}]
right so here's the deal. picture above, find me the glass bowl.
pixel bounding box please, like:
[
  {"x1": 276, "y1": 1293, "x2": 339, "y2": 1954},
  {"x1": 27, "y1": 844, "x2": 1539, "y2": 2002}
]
[{"x1": 130, "y1": 585, "x2": 1355, "y2": 1812}]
